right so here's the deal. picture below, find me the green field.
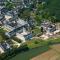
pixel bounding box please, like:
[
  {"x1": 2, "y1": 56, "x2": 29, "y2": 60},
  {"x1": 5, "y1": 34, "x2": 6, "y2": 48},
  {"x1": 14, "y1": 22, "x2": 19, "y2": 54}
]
[{"x1": 31, "y1": 44, "x2": 60, "y2": 60}]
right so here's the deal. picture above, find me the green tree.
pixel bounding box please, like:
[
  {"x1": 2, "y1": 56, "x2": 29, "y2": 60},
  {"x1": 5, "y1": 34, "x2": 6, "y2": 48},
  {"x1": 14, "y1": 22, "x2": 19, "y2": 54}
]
[
  {"x1": 34, "y1": 2, "x2": 56, "y2": 24},
  {"x1": 5, "y1": 0, "x2": 15, "y2": 10},
  {"x1": 19, "y1": 8, "x2": 31, "y2": 20}
]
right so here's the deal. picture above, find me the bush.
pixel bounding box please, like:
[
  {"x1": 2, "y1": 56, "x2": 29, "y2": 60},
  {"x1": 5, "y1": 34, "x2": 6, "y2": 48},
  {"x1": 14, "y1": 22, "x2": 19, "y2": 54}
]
[
  {"x1": 26, "y1": 39, "x2": 49, "y2": 49},
  {"x1": 47, "y1": 38, "x2": 60, "y2": 45},
  {"x1": 34, "y1": 41, "x2": 39, "y2": 44}
]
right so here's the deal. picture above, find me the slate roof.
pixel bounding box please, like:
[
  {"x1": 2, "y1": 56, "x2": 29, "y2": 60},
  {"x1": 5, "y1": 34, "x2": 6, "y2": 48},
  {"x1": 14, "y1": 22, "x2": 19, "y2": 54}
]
[{"x1": 1, "y1": 8, "x2": 9, "y2": 14}]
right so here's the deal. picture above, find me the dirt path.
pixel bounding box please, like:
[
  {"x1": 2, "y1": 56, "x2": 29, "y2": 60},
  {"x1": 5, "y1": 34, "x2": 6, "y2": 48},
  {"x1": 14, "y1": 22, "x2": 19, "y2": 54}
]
[{"x1": 31, "y1": 44, "x2": 60, "y2": 60}]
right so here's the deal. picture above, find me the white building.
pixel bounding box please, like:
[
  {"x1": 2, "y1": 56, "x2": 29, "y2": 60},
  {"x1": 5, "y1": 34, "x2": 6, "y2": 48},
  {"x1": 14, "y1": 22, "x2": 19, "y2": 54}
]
[{"x1": 0, "y1": 45, "x2": 4, "y2": 54}]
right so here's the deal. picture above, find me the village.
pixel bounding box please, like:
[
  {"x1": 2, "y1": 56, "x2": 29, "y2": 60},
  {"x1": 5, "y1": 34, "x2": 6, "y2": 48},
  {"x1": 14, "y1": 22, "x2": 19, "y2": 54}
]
[{"x1": 0, "y1": 0, "x2": 60, "y2": 60}]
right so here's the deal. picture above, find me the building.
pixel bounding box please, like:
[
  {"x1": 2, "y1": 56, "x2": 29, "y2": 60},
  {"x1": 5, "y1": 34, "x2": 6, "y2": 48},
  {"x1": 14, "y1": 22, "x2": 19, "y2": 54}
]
[
  {"x1": 1, "y1": 42, "x2": 11, "y2": 51},
  {"x1": 0, "y1": 44, "x2": 5, "y2": 54},
  {"x1": 1, "y1": 8, "x2": 9, "y2": 14},
  {"x1": 0, "y1": 14, "x2": 5, "y2": 25},
  {"x1": 16, "y1": 27, "x2": 32, "y2": 42},
  {"x1": 5, "y1": 18, "x2": 33, "y2": 40},
  {"x1": 41, "y1": 21, "x2": 56, "y2": 33},
  {"x1": 5, "y1": 18, "x2": 29, "y2": 37},
  {"x1": 0, "y1": 0, "x2": 7, "y2": 5},
  {"x1": 0, "y1": 2, "x2": 33, "y2": 41},
  {"x1": 0, "y1": 0, "x2": 42, "y2": 7},
  {"x1": 0, "y1": 41, "x2": 11, "y2": 54}
]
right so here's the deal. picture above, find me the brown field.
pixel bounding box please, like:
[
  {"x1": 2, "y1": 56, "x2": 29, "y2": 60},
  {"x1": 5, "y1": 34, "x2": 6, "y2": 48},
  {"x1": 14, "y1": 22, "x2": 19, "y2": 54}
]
[{"x1": 31, "y1": 44, "x2": 60, "y2": 60}]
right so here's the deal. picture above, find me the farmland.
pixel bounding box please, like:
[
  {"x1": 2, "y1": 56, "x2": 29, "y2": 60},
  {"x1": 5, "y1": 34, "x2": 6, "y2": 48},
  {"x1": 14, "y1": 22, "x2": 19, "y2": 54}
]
[{"x1": 31, "y1": 44, "x2": 60, "y2": 60}]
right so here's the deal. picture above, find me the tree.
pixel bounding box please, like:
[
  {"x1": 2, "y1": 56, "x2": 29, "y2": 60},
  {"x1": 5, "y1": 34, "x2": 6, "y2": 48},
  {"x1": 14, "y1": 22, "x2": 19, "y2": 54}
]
[
  {"x1": 19, "y1": 8, "x2": 31, "y2": 20},
  {"x1": 34, "y1": 2, "x2": 56, "y2": 24},
  {"x1": 32, "y1": 2, "x2": 47, "y2": 25},
  {"x1": 5, "y1": 0, "x2": 15, "y2": 10}
]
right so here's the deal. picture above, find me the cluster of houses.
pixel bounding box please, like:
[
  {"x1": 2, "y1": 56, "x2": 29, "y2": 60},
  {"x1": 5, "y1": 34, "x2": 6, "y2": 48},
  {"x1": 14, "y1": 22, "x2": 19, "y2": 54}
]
[
  {"x1": 0, "y1": 0, "x2": 42, "y2": 9},
  {"x1": 40, "y1": 20, "x2": 60, "y2": 39},
  {"x1": 0, "y1": 0, "x2": 42, "y2": 54},
  {"x1": 0, "y1": 41, "x2": 11, "y2": 54},
  {"x1": 41, "y1": 21, "x2": 56, "y2": 33},
  {"x1": 0, "y1": 6, "x2": 33, "y2": 54},
  {"x1": 0, "y1": 0, "x2": 60, "y2": 55},
  {"x1": 0, "y1": 7, "x2": 33, "y2": 41}
]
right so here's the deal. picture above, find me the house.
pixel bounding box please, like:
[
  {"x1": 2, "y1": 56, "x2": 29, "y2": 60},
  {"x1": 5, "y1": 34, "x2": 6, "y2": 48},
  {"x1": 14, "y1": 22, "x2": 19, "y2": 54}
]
[
  {"x1": 27, "y1": 18, "x2": 35, "y2": 29},
  {"x1": 4, "y1": 16, "x2": 28, "y2": 30},
  {"x1": 5, "y1": 18, "x2": 29, "y2": 37},
  {"x1": 0, "y1": 14, "x2": 5, "y2": 25},
  {"x1": 0, "y1": 44, "x2": 5, "y2": 54},
  {"x1": 41, "y1": 21, "x2": 56, "y2": 33},
  {"x1": 0, "y1": 0, "x2": 20, "y2": 5},
  {"x1": 1, "y1": 9, "x2": 18, "y2": 30},
  {"x1": 5, "y1": 24, "x2": 29, "y2": 37},
  {"x1": 1, "y1": 41, "x2": 11, "y2": 51},
  {"x1": 0, "y1": 5, "x2": 32, "y2": 41},
  {"x1": 16, "y1": 27, "x2": 32, "y2": 42},
  {"x1": 5, "y1": 18, "x2": 33, "y2": 41},
  {"x1": 5, "y1": 25, "x2": 32, "y2": 41},
  {"x1": 0, "y1": 0, "x2": 7, "y2": 5},
  {"x1": 0, "y1": 41, "x2": 11, "y2": 54},
  {"x1": 1, "y1": 8, "x2": 9, "y2": 14},
  {"x1": 5, "y1": 11, "x2": 13, "y2": 20}
]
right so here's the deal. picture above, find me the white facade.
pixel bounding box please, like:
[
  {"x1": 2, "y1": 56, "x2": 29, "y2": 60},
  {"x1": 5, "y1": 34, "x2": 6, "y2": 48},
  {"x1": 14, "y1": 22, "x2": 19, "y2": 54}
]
[
  {"x1": 0, "y1": 46, "x2": 4, "y2": 54},
  {"x1": 16, "y1": 28, "x2": 30, "y2": 42}
]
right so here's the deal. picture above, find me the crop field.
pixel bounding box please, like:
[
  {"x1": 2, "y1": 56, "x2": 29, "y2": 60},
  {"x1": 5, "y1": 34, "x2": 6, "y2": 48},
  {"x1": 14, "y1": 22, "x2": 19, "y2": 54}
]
[{"x1": 31, "y1": 44, "x2": 60, "y2": 60}]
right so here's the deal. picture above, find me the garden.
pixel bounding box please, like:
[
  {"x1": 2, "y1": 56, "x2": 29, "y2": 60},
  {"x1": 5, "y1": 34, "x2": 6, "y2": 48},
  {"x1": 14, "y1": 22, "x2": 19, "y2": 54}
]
[{"x1": 0, "y1": 28, "x2": 7, "y2": 42}]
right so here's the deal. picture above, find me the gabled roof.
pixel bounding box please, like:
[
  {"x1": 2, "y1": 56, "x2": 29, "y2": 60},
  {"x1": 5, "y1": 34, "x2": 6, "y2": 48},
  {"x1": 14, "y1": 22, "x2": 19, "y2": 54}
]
[
  {"x1": 0, "y1": 0, "x2": 7, "y2": 2},
  {"x1": 0, "y1": 44, "x2": 4, "y2": 54},
  {"x1": 1, "y1": 8, "x2": 9, "y2": 14},
  {"x1": 0, "y1": 14, "x2": 5, "y2": 21},
  {"x1": 1, "y1": 42, "x2": 10, "y2": 50}
]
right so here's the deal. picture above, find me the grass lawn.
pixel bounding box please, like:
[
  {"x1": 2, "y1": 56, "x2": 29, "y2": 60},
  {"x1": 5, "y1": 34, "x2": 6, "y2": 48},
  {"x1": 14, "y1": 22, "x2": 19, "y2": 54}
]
[{"x1": 26, "y1": 39, "x2": 48, "y2": 49}]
